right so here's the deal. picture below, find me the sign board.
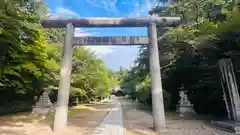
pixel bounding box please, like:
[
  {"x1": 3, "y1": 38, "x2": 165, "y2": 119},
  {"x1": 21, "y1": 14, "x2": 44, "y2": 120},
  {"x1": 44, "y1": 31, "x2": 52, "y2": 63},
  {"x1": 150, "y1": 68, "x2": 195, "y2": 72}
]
[{"x1": 72, "y1": 36, "x2": 149, "y2": 45}]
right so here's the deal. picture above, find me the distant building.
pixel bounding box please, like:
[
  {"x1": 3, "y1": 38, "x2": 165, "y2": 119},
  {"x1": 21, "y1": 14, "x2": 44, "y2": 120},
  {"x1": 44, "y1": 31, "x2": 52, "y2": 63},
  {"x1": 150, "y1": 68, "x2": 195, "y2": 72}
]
[
  {"x1": 114, "y1": 90, "x2": 125, "y2": 97},
  {"x1": 110, "y1": 86, "x2": 121, "y2": 94},
  {"x1": 110, "y1": 86, "x2": 125, "y2": 97}
]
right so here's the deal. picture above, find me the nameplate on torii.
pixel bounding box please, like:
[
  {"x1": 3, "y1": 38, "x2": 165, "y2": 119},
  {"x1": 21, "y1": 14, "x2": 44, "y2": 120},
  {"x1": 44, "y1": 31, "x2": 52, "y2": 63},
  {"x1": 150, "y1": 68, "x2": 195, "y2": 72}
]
[{"x1": 72, "y1": 36, "x2": 149, "y2": 45}]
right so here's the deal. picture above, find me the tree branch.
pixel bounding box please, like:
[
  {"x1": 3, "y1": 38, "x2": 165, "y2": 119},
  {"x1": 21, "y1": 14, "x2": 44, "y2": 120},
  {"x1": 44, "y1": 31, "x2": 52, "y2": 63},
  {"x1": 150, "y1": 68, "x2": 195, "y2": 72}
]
[{"x1": 161, "y1": 56, "x2": 181, "y2": 70}]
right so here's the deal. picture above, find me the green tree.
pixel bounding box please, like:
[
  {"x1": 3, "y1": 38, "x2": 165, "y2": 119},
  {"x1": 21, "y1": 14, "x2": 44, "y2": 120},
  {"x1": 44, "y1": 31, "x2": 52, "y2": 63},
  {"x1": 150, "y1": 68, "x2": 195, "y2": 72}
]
[
  {"x1": 0, "y1": 0, "x2": 117, "y2": 114},
  {"x1": 121, "y1": 0, "x2": 240, "y2": 116},
  {"x1": 0, "y1": 0, "x2": 51, "y2": 113}
]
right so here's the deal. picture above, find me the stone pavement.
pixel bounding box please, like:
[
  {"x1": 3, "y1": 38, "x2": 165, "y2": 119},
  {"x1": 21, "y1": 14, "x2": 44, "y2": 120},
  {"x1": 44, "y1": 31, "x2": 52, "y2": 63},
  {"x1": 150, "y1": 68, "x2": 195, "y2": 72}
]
[
  {"x1": 91, "y1": 101, "x2": 124, "y2": 135},
  {"x1": 163, "y1": 119, "x2": 237, "y2": 135}
]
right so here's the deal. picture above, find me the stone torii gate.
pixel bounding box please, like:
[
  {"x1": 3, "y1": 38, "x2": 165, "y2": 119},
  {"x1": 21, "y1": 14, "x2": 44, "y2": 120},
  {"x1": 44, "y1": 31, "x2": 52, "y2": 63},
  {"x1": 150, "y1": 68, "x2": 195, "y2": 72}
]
[{"x1": 41, "y1": 17, "x2": 180, "y2": 133}]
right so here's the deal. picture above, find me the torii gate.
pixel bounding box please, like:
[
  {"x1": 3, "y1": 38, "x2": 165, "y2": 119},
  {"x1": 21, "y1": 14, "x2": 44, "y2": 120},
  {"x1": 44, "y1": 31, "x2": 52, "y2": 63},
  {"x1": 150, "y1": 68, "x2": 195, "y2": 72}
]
[{"x1": 41, "y1": 17, "x2": 180, "y2": 133}]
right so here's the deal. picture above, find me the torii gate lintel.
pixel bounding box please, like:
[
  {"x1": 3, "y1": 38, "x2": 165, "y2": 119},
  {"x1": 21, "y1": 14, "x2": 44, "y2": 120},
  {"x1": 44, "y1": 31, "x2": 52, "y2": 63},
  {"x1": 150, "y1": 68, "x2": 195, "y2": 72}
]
[{"x1": 41, "y1": 17, "x2": 181, "y2": 28}]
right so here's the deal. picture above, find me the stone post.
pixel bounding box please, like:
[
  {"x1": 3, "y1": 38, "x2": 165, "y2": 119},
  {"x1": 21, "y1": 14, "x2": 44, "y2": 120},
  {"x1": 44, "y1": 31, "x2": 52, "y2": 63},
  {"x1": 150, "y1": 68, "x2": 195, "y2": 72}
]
[
  {"x1": 53, "y1": 23, "x2": 74, "y2": 132},
  {"x1": 148, "y1": 22, "x2": 166, "y2": 133},
  {"x1": 219, "y1": 58, "x2": 240, "y2": 121}
]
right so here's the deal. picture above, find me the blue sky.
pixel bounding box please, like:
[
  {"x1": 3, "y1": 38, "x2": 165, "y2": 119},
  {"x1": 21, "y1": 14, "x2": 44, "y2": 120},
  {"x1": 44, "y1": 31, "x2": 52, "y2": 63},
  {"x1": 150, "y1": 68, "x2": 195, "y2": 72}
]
[{"x1": 45, "y1": 0, "x2": 159, "y2": 71}]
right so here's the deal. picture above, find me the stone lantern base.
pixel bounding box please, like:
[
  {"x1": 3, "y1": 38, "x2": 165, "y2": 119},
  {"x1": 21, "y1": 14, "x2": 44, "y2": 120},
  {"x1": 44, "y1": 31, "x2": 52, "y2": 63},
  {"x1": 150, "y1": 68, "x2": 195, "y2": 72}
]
[
  {"x1": 176, "y1": 104, "x2": 196, "y2": 117},
  {"x1": 211, "y1": 120, "x2": 240, "y2": 133}
]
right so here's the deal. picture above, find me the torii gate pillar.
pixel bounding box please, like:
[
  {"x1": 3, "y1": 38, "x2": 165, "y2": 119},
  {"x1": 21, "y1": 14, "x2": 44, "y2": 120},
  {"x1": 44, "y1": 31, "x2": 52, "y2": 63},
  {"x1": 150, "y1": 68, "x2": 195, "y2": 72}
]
[
  {"x1": 148, "y1": 22, "x2": 166, "y2": 132},
  {"x1": 53, "y1": 23, "x2": 74, "y2": 131}
]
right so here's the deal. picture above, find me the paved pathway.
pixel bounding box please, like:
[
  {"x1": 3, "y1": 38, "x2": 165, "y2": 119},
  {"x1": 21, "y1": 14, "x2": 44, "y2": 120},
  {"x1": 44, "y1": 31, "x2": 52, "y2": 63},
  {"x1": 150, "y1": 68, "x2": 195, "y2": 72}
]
[{"x1": 91, "y1": 101, "x2": 124, "y2": 135}]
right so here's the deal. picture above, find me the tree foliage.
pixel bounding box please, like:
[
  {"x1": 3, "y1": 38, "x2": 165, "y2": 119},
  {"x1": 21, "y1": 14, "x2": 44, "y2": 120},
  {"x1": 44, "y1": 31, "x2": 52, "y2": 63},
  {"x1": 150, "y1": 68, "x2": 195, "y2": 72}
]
[
  {"x1": 121, "y1": 0, "x2": 240, "y2": 116},
  {"x1": 0, "y1": 0, "x2": 117, "y2": 114}
]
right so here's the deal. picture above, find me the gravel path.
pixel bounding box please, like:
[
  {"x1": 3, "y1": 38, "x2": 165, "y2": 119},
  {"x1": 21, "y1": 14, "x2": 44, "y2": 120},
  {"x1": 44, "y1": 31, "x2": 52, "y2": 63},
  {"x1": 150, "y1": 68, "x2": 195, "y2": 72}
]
[
  {"x1": 120, "y1": 99, "x2": 236, "y2": 135},
  {"x1": 91, "y1": 101, "x2": 124, "y2": 135}
]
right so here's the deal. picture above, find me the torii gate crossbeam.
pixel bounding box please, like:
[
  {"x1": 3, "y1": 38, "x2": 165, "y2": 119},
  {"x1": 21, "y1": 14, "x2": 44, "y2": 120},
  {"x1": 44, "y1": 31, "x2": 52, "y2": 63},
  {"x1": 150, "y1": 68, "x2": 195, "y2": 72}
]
[
  {"x1": 41, "y1": 17, "x2": 180, "y2": 28},
  {"x1": 41, "y1": 17, "x2": 181, "y2": 134}
]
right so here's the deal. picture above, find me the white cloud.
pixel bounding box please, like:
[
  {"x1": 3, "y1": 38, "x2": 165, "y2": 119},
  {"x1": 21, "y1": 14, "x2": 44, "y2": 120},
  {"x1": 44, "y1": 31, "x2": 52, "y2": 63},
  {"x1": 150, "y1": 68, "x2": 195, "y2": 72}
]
[
  {"x1": 56, "y1": 8, "x2": 79, "y2": 17},
  {"x1": 74, "y1": 28, "x2": 95, "y2": 37},
  {"x1": 86, "y1": 0, "x2": 119, "y2": 14},
  {"x1": 102, "y1": 0, "x2": 118, "y2": 9},
  {"x1": 127, "y1": 0, "x2": 158, "y2": 17},
  {"x1": 86, "y1": 46, "x2": 117, "y2": 57},
  {"x1": 49, "y1": 7, "x2": 79, "y2": 18},
  {"x1": 85, "y1": 0, "x2": 158, "y2": 17}
]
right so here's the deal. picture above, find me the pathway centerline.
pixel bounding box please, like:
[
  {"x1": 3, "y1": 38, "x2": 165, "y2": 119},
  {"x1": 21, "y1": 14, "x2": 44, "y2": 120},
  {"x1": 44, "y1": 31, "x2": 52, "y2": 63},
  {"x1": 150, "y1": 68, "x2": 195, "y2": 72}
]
[{"x1": 91, "y1": 100, "x2": 124, "y2": 135}]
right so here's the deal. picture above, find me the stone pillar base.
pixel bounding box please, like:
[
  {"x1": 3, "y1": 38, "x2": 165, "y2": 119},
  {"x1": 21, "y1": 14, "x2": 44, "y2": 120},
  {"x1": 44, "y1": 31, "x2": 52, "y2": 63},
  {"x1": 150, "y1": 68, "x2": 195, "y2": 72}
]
[
  {"x1": 176, "y1": 105, "x2": 196, "y2": 117},
  {"x1": 211, "y1": 120, "x2": 240, "y2": 133},
  {"x1": 31, "y1": 106, "x2": 53, "y2": 117}
]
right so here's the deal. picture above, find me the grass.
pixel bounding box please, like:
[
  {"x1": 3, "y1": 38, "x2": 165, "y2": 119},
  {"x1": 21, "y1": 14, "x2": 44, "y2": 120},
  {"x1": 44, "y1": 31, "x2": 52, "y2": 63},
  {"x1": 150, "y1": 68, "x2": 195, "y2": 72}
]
[
  {"x1": 11, "y1": 113, "x2": 42, "y2": 121},
  {"x1": 46, "y1": 108, "x2": 82, "y2": 120},
  {"x1": 46, "y1": 104, "x2": 99, "y2": 120},
  {"x1": 6, "y1": 104, "x2": 97, "y2": 122},
  {"x1": 68, "y1": 108, "x2": 82, "y2": 116}
]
